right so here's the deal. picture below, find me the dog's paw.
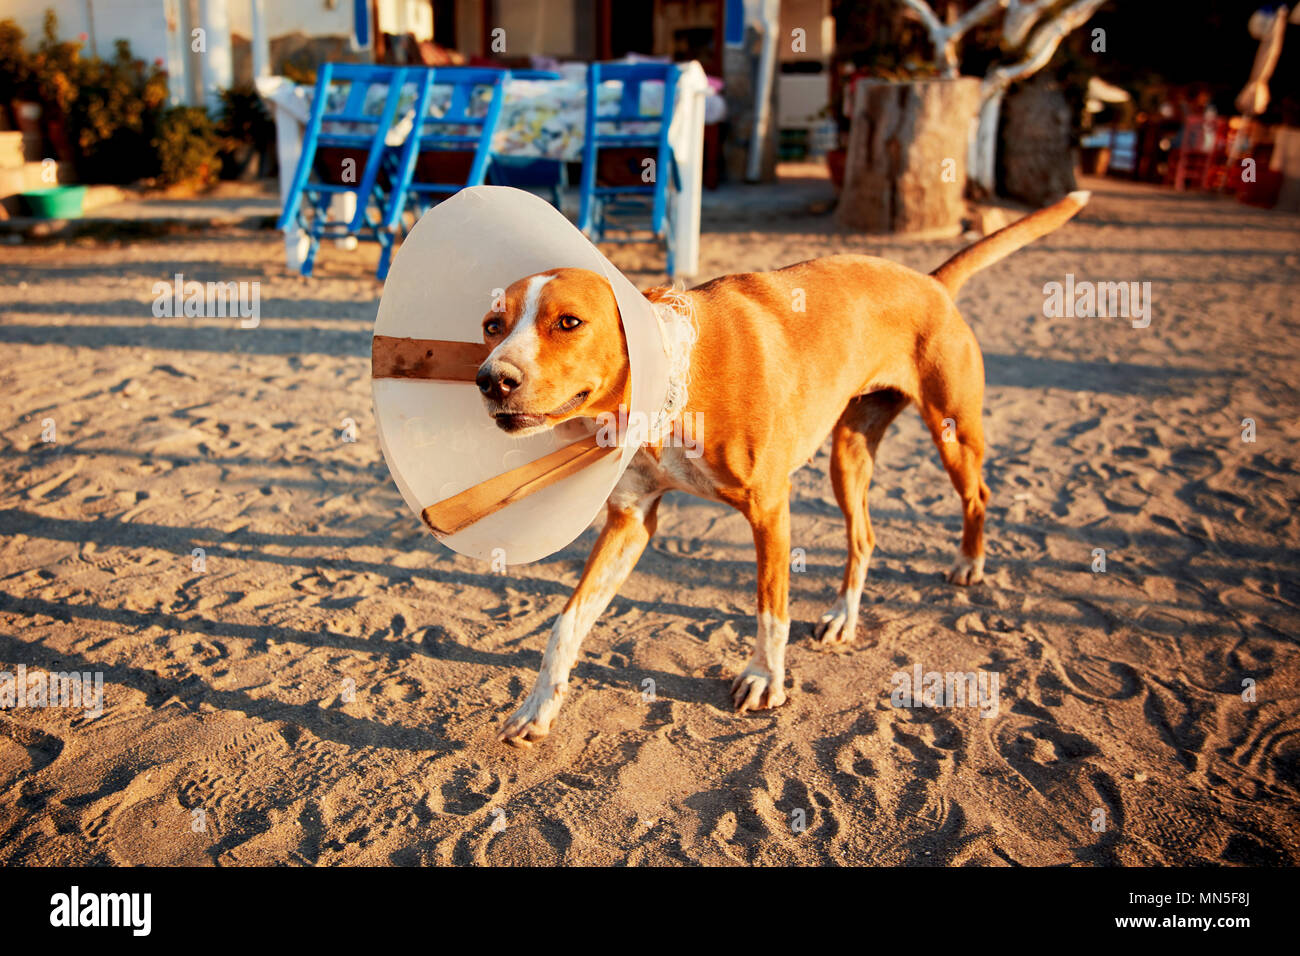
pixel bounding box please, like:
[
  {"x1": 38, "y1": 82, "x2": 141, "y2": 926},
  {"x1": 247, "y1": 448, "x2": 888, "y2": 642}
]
[
  {"x1": 730, "y1": 664, "x2": 788, "y2": 714},
  {"x1": 947, "y1": 554, "x2": 985, "y2": 586},
  {"x1": 812, "y1": 597, "x2": 856, "y2": 647},
  {"x1": 497, "y1": 686, "x2": 565, "y2": 748}
]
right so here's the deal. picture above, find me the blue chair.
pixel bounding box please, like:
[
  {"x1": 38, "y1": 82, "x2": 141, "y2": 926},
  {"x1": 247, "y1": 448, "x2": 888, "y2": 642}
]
[
  {"x1": 381, "y1": 67, "x2": 509, "y2": 235},
  {"x1": 277, "y1": 63, "x2": 411, "y2": 278},
  {"x1": 577, "y1": 62, "x2": 680, "y2": 275}
]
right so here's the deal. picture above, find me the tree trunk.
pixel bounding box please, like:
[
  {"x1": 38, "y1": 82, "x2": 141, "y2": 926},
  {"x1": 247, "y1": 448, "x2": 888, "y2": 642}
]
[
  {"x1": 835, "y1": 77, "x2": 981, "y2": 235},
  {"x1": 998, "y1": 78, "x2": 1077, "y2": 205}
]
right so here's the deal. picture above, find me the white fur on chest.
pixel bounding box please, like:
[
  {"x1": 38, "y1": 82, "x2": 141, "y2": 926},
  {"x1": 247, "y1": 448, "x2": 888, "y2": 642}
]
[{"x1": 607, "y1": 445, "x2": 721, "y2": 512}]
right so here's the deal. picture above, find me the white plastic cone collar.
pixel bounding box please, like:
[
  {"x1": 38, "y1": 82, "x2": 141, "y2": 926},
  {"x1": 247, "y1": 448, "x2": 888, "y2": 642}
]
[{"x1": 372, "y1": 186, "x2": 669, "y2": 565}]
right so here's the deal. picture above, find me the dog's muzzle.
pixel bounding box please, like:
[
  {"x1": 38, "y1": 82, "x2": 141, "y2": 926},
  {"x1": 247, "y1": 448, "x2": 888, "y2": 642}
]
[{"x1": 477, "y1": 359, "x2": 523, "y2": 404}]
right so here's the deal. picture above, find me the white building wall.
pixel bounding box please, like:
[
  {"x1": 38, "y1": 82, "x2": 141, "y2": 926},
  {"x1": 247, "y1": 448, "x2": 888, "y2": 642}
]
[
  {"x1": 225, "y1": 0, "x2": 431, "y2": 43},
  {"x1": 11, "y1": 0, "x2": 435, "y2": 61},
  {"x1": 227, "y1": 0, "x2": 353, "y2": 39},
  {"x1": 10, "y1": 0, "x2": 434, "y2": 108},
  {"x1": 7, "y1": 0, "x2": 170, "y2": 65}
]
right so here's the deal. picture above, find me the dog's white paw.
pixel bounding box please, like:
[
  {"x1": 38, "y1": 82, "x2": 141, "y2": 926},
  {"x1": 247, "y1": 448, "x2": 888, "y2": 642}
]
[
  {"x1": 730, "y1": 664, "x2": 787, "y2": 714},
  {"x1": 947, "y1": 554, "x2": 985, "y2": 586},
  {"x1": 497, "y1": 685, "x2": 566, "y2": 748},
  {"x1": 813, "y1": 596, "x2": 856, "y2": 646}
]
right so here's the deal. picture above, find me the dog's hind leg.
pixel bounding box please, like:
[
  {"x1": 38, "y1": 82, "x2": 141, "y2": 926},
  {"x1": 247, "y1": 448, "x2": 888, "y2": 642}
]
[
  {"x1": 814, "y1": 390, "x2": 910, "y2": 646},
  {"x1": 916, "y1": 358, "x2": 990, "y2": 586},
  {"x1": 935, "y1": 428, "x2": 990, "y2": 585},
  {"x1": 498, "y1": 490, "x2": 662, "y2": 747}
]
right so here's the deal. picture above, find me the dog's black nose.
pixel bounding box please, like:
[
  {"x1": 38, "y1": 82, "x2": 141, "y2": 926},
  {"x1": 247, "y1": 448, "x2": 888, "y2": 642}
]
[{"x1": 476, "y1": 362, "x2": 522, "y2": 402}]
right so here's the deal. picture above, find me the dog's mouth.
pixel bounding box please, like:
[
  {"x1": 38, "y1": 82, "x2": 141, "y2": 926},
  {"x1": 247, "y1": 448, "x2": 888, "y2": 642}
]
[{"x1": 492, "y1": 390, "x2": 590, "y2": 433}]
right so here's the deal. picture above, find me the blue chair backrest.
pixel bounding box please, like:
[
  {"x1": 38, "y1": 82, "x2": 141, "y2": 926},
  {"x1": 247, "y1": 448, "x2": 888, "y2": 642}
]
[
  {"x1": 314, "y1": 63, "x2": 410, "y2": 153},
  {"x1": 417, "y1": 67, "x2": 506, "y2": 136},
  {"x1": 586, "y1": 61, "x2": 678, "y2": 146},
  {"x1": 277, "y1": 63, "x2": 407, "y2": 231},
  {"x1": 580, "y1": 61, "x2": 679, "y2": 237},
  {"x1": 381, "y1": 67, "x2": 507, "y2": 227}
]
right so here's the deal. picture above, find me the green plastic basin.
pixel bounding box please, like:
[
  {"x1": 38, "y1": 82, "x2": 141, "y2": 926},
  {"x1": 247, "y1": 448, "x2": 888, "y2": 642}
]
[{"x1": 21, "y1": 185, "x2": 87, "y2": 219}]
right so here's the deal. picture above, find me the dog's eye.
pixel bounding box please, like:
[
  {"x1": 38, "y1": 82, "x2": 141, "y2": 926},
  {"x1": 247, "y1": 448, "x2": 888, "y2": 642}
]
[
  {"x1": 558, "y1": 315, "x2": 582, "y2": 331},
  {"x1": 484, "y1": 319, "x2": 503, "y2": 337}
]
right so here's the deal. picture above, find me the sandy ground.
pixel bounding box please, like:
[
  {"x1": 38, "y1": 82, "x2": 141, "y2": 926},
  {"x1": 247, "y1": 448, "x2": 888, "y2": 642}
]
[{"x1": 0, "y1": 176, "x2": 1298, "y2": 866}]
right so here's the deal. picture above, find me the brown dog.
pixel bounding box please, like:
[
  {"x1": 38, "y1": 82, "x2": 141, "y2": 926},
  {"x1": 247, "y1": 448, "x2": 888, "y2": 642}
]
[{"x1": 472, "y1": 191, "x2": 1090, "y2": 746}]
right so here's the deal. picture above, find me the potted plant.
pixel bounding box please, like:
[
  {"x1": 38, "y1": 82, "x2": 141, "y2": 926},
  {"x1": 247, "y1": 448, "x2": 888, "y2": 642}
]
[{"x1": 68, "y1": 40, "x2": 169, "y2": 184}]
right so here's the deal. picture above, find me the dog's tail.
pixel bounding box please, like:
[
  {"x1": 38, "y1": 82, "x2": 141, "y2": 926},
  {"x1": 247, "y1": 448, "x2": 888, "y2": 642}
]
[{"x1": 931, "y1": 190, "x2": 1090, "y2": 296}]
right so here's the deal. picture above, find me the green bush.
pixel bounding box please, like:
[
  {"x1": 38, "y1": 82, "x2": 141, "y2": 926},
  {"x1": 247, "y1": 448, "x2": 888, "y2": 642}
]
[
  {"x1": 1, "y1": 11, "x2": 172, "y2": 182},
  {"x1": 70, "y1": 39, "x2": 169, "y2": 182},
  {"x1": 28, "y1": 10, "x2": 80, "y2": 117},
  {"x1": 2, "y1": 9, "x2": 241, "y2": 188},
  {"x1": 153, "y1": 105, "x2": 219, "y2": 187}
]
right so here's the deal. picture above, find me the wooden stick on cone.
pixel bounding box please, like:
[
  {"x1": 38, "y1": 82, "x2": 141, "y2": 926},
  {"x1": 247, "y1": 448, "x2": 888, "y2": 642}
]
[
  {"x1": 420, "y1": 432, "x2": 618, "y2": 538},
  {"x1": 372, "y1": 336, "x2": 491, "y2": 382}
]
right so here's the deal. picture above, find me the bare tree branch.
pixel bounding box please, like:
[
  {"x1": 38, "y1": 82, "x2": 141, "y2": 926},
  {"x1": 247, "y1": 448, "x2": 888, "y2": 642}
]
[
  {"x1": 1003, "y1": 0, "x2": 1058, "y2": 47},
  {"x1": 981, "y1": 0, "x2": 1108, "y2": 101},
  {"x1": 899, "y1": 0, "x2": 1010, "y2": 78}
]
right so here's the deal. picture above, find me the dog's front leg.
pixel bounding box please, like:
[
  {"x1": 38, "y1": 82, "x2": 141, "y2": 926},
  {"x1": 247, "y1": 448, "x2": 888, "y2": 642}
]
[
  {"x1": 498, "y1": 492, "x2": 661, "y2": 747},
  {"x1": 731, "y1": 496, "x2": 791, "y2": 713}
]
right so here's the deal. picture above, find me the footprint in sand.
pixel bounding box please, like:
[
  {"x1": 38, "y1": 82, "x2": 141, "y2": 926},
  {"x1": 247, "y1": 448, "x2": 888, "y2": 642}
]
[
  {"x1": 0, "y1": 721, "x2": 64, "y2": 794},
  {"x1": 652, "y1": 537, "x2": 709, "y2": 558},
  {"x1": 776, "y1": 777, "x2": 840, "y2": 844},
  {"x1": 432, "y1": 765, "x2": 502, "y2": 817},
  {"x1": 995, "y1": 720, "x2": 1102, "y2": 799},
  {"x1": 483, "y1": 591, "x2": 536, "y2": 622},
  {"x1": 1061, "y1": 656, "x2": 1142, "y2": 701}
]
